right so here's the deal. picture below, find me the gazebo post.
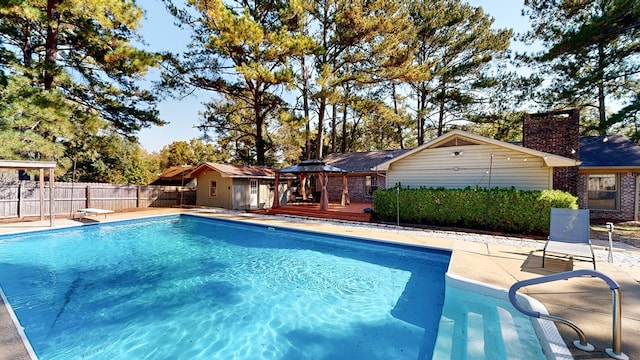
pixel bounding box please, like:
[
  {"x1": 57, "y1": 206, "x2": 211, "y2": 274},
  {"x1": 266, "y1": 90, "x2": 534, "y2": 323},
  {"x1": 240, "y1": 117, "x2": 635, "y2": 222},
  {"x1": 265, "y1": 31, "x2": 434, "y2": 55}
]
[
  {"x1": 39, "y1": 169, "x2": 45, "y2": 221},
  {"x1": 341, "y1": 174, "x2": 350, "y2": 206},
  {"x1": 273, "y1": 173, "x2": 280, "y2": 208},
  {"x1": 320, "y1": 172, "x2": 329, "y2": 211},
  {"x1": 300, "y1": 173, "x2": 307, "y2": 200},
  {"x1": 49, "y1": 168, "x2": 55, "y2": 227}
]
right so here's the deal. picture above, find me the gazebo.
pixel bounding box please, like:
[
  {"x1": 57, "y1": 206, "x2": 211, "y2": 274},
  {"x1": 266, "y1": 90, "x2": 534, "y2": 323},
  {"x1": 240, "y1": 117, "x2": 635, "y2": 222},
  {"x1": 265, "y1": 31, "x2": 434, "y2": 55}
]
[
  {"x1": 274, "y1": 159, "x2": 350, "y2": 211},
  {"x1": 0, "y1": 160, "x2": 57, "y2": 226}
]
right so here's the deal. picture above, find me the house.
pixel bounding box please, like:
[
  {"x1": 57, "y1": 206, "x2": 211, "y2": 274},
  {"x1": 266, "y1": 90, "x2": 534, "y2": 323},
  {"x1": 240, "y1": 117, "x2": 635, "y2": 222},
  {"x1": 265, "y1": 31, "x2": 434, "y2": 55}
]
[
  {"x1": 323, "y1": 149, "x2": 409, "y2": 203},
  {"x1": 150, "y1": 165, "x2": 196, "y2": 187},
  {"x1": 577, "y1": 134, "x2": 640, "y2": 221},
  {"x1": 189, "y1": 163, "x2": 281, "y2": 210},
  {"x1": 374, "y1": 130, "x2": 579, "y2": 191},
  {"x1": 328, "y1": 109, "x2": 640, "y2": 222},
  {"x1": 521, "y1": 109, "x2": 640, "y2": 222}
]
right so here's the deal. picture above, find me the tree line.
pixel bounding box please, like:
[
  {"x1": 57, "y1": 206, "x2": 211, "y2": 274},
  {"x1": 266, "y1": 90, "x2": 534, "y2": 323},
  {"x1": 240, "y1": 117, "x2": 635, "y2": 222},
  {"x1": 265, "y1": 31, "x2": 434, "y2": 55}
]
[{"x1": 1, "y1": 0, "x2": 638, "y2": 183}]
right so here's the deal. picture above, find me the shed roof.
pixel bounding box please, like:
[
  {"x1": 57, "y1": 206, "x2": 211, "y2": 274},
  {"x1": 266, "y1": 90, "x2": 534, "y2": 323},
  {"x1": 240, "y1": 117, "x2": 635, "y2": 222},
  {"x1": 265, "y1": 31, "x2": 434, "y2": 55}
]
[
  {"x1": 150, "y1": 165, "x2": 195, "y2": 185},
  {"x1": 189, "y1": 162, "x2": 277, "y2": 179}
]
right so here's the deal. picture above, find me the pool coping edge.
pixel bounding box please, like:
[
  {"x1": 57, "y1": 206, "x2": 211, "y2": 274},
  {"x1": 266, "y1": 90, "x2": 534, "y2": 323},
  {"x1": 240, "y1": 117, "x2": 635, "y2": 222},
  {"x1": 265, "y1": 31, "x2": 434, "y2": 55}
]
[{"x1": 0, "y1": 287, "x2": 38, "y2": 359}]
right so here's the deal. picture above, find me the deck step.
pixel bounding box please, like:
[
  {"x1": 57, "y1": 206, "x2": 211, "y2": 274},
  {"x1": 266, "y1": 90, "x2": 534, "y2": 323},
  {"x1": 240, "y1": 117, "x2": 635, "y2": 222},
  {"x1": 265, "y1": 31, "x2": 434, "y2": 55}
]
[{"x1": 262, "y1": 207, "x2": 371, "y2": 222}]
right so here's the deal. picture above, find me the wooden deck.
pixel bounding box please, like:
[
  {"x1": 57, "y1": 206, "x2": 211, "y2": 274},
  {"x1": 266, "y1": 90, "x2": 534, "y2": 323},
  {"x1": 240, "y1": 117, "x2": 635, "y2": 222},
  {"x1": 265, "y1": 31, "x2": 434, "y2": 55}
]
[{"x1": 256, "y1": 202, "x2": 373, "y2": 222}]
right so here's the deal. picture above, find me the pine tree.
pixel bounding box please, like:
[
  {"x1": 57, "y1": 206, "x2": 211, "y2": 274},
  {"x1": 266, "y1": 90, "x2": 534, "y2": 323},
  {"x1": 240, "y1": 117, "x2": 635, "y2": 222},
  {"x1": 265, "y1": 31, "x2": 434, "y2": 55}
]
[
  {"x1": 0, "y1": 0, "x2": 163, "y2": 177},
  {"x1": 408, "y1": 0, "x2": 511, "y2": 140},
  {"x1": 302, "y1": 0, "x2": 418, "y2": 158},
  {"x1": 522, "y1": 0, "x2": 640, "y2": 135},
  {"x1": 162, "y1": 0, "x2": 314, "y2": 165}
]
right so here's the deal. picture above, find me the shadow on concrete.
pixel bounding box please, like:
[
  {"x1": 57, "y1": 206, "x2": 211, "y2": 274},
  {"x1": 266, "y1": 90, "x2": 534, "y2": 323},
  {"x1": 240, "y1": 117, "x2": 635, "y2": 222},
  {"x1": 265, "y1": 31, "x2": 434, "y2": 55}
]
[{"x1": 521, "y1": 251, "x2": 574, "y2": 274}]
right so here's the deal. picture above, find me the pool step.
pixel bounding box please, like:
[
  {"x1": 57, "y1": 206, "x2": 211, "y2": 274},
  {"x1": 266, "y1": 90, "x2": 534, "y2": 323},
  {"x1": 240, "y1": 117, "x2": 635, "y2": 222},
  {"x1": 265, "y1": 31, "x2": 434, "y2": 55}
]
[{"x1": 432, "y1": 290, "x2": 545, "y2": 360}]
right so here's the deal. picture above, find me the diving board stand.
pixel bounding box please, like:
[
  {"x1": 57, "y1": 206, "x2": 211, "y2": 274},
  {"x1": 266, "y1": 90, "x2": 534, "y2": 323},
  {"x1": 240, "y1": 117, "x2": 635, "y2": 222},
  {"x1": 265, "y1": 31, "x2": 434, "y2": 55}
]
[{"x1": 75, "y1": 208, "x2": 114, "y2": 220}]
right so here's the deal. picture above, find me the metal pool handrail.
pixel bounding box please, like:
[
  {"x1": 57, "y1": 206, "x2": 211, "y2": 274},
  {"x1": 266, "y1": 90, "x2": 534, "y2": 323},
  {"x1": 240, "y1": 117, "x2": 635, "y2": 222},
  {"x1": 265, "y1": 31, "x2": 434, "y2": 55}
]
[{"x1": 508, "y1": 269, "x2": 628, "y2": 360}]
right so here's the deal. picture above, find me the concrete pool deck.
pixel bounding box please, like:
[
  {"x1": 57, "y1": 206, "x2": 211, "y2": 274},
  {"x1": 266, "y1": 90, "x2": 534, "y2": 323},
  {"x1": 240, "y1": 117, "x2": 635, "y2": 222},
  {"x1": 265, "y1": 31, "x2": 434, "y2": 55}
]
[{"x1": 0, "y1": 208, "x2": 638, "y2": 360}]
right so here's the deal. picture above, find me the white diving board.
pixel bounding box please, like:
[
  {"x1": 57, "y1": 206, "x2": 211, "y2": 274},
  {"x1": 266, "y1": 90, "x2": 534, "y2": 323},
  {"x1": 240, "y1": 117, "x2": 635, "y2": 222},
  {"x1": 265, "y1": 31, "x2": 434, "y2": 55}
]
[{"x1": 75, "y1": 208, "x2": 114, "y2": 219}]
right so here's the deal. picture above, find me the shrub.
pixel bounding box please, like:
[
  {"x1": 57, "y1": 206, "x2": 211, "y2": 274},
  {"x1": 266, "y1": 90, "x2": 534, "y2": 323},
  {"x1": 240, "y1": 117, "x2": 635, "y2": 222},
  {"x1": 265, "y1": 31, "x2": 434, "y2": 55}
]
[{"x1": 373, "y1": 186, "x2": 578, "y2": 235}]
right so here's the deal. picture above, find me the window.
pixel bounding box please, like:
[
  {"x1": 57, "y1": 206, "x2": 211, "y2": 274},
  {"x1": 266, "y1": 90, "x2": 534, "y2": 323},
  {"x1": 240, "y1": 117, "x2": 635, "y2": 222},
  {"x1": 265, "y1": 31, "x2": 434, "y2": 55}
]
[
  {"x1": 210, "y1": 180, "x2": 218, "y2": 198},
  {"x1": 588, "y1": 174, "x2": 618, "y2": 210}
]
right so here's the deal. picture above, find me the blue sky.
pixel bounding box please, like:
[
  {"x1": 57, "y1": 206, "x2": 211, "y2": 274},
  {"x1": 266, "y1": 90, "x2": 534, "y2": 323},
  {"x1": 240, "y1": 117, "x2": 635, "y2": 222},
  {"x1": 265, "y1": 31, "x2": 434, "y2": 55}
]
[{"x1": 136, "y1": 0, "x2": 532, "y2": 153}]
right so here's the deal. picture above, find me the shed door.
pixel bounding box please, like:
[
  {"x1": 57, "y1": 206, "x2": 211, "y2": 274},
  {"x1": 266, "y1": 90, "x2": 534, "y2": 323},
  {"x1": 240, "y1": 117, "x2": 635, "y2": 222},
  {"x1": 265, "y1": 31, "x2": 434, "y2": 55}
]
[{"x1": 250, "y1": 180, "x2": 258, "y2": 208}]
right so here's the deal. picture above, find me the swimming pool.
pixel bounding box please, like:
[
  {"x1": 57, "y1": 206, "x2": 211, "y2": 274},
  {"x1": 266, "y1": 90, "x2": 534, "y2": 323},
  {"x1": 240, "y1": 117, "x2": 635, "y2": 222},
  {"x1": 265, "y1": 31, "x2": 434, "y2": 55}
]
[{"x1": 0, "y1": 214, "x2": 453, "y2": 359}]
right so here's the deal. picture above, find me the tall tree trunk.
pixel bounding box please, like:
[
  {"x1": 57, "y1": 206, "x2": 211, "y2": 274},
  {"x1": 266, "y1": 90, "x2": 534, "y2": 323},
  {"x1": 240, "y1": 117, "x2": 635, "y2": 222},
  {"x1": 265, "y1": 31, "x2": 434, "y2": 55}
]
[
  {"x1": 391, "y1": 83, "x2": 404, "y2": 149},
  {"x1": 254, "y1": 90, "x2": 265, "y2": 165},
  {"x1": 597, "y1": 42, "x2": 606, "y2": 134},
  {"x1": 316, "y1": 97, "x2": 326, "y2": 159},
  {"x1": 340, "y1": 103, "x2": 347, "y2": 153},
  {"x1": 44, "y1": 0, "x2": 61, "y2": 90},
  {"x1": 437, "y1": 81, "x2": 446, "y2": 136},
  {"x1": 22, "y1": 24, "x2": 33, "y2": 69},
  {"x1": 301, "y1": 57, "x2": 311, "y2": 160},
  {"x1": 417, "y1": 87, "x2": 427, "y2": 145},
  {"x1": 331, "y1": 103, "x2": 337, "y2": 154}
]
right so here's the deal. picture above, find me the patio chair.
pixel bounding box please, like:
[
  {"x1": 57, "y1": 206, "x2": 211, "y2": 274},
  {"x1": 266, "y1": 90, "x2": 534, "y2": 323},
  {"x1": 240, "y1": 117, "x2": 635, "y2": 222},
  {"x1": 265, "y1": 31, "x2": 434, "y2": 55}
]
[{"x1": 542, "y1": 208, "x2": 596, "y2": 270}]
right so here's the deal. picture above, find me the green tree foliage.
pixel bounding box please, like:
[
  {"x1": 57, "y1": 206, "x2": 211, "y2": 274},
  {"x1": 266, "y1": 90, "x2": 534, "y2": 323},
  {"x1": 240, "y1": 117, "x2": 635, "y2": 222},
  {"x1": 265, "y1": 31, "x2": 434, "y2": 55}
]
[
  {"x1": 0, "y1": 0, "x2": 163, "y2": 180},
  {"x1": 160, "y1": 138, "x2": 226, "y2": 168},
  {"x1": 58, "y1": 133, "x2": 157, "y2": 184},
  {"x1": 408, "y1": 0, "x2": 512, "y2": 141},
  {"x1": 161, "y1": 0, "x2": 314, "y2": 165},
  {"x1": 463, "y1": 70, "x2": 542, "y2": 142},
  {"x1": 302, "y1": 0, "x2": 418, "y2": 158},
  {"x1": 522, "y1": 0, "x2": 640, "y2": 135}
]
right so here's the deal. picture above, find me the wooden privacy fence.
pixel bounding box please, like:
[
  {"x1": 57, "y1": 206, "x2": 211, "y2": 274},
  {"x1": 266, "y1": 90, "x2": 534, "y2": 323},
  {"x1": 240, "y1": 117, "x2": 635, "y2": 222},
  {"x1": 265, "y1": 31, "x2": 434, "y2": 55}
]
[{"x1": 0, "y1": 181, "x2": 195, "y2": 219}]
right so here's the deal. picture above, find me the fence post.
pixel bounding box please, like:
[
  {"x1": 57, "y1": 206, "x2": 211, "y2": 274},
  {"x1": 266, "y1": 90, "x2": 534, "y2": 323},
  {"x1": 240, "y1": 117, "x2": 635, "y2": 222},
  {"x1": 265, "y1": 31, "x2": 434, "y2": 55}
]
[
  {"x1": 17, "y1": 182, "x2": 22, "y2": 218},
  {"x1": 137, "y1": 186, "x2": 141, "y2": 208},
  {"x1": 39, "y1": 169, "x2": 45, "y2": 221},
  {"x1": 86, "y1": 185, "x2": 91, "y2": 208}
]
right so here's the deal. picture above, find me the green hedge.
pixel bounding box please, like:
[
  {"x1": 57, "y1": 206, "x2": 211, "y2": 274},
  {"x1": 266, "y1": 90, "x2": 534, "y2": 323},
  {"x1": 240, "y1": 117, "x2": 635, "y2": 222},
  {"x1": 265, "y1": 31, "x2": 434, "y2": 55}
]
[{"x1": 373, "y1": 186, "x2": 578, "y2": 235}]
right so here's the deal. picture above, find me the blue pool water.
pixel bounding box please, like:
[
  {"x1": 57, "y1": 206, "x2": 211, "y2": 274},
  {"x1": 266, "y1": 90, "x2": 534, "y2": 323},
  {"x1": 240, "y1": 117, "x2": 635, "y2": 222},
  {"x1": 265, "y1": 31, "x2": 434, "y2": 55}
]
[{"x1": 0, "y1": 215, "x2": 451, "y2": 359}]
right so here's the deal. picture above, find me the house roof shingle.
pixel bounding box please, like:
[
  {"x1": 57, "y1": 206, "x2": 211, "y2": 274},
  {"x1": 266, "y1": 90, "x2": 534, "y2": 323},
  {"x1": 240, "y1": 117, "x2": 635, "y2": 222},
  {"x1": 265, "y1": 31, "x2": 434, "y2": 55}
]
[
  {"x1": 190, "y1": 162, "x2": 277, "y2": 178},
  {"x1": 323, "y1": 149, "x2": 410, "y2": 173},
  {"x1": 150, "y1": 165, "x2": 195, "y2": 186},
  {"x1": 579, "y1": 135, "x2": 640, "y2": 168}
]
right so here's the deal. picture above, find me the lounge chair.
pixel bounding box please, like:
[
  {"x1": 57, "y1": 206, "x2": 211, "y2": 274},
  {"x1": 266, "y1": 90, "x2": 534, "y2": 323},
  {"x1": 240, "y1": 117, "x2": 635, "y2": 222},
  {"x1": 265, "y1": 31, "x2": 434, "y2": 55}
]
[{"x1": 542, "y1": 208, "x2": 596, "y2": 270}]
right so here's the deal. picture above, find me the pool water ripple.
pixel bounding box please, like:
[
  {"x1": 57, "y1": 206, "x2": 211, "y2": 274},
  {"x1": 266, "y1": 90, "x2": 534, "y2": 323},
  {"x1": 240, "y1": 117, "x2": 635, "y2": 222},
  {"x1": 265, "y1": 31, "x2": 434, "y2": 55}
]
[{"x1": 0, "y1": 215, "x2": 450, "y2": 359}]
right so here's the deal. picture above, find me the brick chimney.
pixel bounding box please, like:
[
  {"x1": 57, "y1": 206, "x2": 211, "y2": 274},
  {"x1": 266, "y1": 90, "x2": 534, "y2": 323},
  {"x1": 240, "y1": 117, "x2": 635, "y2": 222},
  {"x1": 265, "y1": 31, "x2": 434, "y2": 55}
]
[{"x1": 523, "y1": 109, "x2": 580, "y2": 196}]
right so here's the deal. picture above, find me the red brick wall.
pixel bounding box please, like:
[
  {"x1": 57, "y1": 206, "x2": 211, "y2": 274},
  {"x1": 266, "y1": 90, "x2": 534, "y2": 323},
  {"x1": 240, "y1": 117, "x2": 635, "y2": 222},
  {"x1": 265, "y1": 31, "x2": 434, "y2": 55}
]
[
  {"x1": 579, "y1": 172, "x2": 639, "y2": 222},
  {"x1": 327, "y1": 174, "x2": 386, "y2": 203},
  {"x1": 523, "y1": 110, "x2": 580, "y2": 196}
]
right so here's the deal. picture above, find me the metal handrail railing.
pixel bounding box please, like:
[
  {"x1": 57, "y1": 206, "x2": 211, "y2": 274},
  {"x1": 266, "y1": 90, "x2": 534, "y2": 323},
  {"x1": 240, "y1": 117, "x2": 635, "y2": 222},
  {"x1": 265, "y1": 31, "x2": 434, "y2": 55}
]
[{"x1": 508, "y1": 269, "x2": 628, "y2": 360}]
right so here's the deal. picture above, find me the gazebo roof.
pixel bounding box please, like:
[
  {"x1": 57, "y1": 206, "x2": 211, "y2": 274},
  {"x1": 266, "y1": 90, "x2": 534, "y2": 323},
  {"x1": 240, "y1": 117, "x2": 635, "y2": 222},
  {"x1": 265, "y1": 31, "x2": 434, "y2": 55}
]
[{"x1": 278, "y1": 159, "x2": 346, "y2": 174}]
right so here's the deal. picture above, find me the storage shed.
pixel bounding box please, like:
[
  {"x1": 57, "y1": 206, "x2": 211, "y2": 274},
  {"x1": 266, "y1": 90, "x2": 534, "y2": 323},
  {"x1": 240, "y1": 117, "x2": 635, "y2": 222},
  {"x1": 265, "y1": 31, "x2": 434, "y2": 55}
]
[{"x1": 190, "y1": 163, "x2": 279, "y2": 210}]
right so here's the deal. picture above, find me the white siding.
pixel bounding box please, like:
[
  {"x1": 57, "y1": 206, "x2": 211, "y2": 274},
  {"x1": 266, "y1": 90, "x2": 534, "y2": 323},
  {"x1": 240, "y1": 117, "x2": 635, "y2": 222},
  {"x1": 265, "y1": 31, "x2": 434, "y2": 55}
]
[{"x1": 387, "y1": 144, "x2": 553, "y2": 190}]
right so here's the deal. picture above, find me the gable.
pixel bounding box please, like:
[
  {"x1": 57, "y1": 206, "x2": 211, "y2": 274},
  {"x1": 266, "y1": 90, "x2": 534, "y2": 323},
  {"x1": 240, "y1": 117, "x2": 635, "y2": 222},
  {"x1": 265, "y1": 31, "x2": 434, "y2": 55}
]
[
  {"x1": 190, "y1": 162, "x2": 276, "y2": 179},
  {"x1": 387, "y1": 142, "x2": 553, "y2": 190},
  {"x1": 433, "y1": 137, "x2": 482, "y2": 148},
  {"x1": 376, "y1": 130, "x2": 578, "y2": 171}
]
